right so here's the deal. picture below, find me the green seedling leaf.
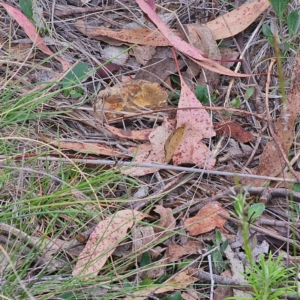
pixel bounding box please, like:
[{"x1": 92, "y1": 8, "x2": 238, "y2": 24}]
[
  {"x1": 220, "y1": 239, "x2": 229, "y2": 253},
  {"x1": 195, "y1": 85, "x2": 210, "y2": 104},
  {"x1": 262, "y1": 24, "x2": 275, "y2": 47},
  {"x1": 163, "y1": 291, "x2": 183, "y2": 300},
  {"x1": 140, "y1": 251, "x2": 151, "y2": 267},
  {"x1": 287, "y1": 10, "x2": 300, "y2": 37},
  {"x1": 262, "y1": 23, "x2": 273, "y2": 36},
  {"x1": 140, "y1": 276, "x2": 152, "y2": 286},
  {"x1": 215, "y1": 231, "x2": 222, "y2": 245},
  {"x1": 123, "y1": 280, "x2": 132, "y2": 288},
  {"x1": 58, "y1": 292, "x2": 75, "y2": 300},
  {"x1": 268, "y1": 0, "x2": 289, "y2": 21},
  {"x1": 171, "y1": 75, "x2": 180, "y2": 86},
  {"x1": 61, "y1": 62, "x2": 88, "y2": 89},
  {"x1": 231, "y1": 97, "x2": 240, "y2": 108},
  {"x1": 245, "y1": 87, "x2": 254, "y2": 100},
  {"x1": 247, "y1": 203, "x2": 265, "y2": 222},
  {"x1": 19, "y1": 0, "x2": 33, "y2": 22},
  {"x1": 294, "y1": 183, "x2": 300, "y2": 192}
]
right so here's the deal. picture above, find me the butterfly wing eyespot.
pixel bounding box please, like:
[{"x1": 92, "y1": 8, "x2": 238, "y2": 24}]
[{"x1": 164, "y1": 125, "x2": 185, "y2": 162}]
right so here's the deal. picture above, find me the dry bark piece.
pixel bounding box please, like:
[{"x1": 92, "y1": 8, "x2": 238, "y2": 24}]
[
  {"x1": 214, "y1": 121, "x2": 254, "y2": 143},
  {"x1": 72, "y1": 210, "x2": 147, "y2": 279},
  {"x1": 184, "y1": 201, "x2": 229, "y2": 235},
  {"x1": 95, "y1": 80, "x2": 168, "y2": 120}
]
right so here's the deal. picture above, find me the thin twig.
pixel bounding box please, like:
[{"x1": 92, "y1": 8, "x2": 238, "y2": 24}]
[{"x1": 7, "y1": 156, "x2": 300, "y2": 183}]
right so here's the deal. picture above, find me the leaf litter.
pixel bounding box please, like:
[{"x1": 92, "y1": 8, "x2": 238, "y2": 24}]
[{"x1": 2, "y1": 0, "x2": 300, "y2": 299}]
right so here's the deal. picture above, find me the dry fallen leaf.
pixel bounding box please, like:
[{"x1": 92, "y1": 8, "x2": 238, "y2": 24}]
[
  {"x1": 135, "y1": 48, "x2": 186, "y2": 84},
  {"x1": 105, "y1": 125, "x2": 153, "y2": 141},
  {"x1": 206, "y1": 0, "x2": 271, "y2": 40},
  {"x1": 165, "y1": 125, "x2": 186, "y2": 163},
  {"x1": 172, "y1": 75, "x2": 216, "y2": 169},
  {"x1": 165, "y1": 241, "x2": 203, "y2": 263},
  {"x1": 153, "y1": 205, "x2": 176, "y2": 239},
  {"x1": 135, "y1": 0, "x2": 248, "y2": 77},
  {"x1": 126, "y1": 270, "x2": 198, "y2": 300},
  {"x1": 122, "y1": 116, "x2": 176, "y2": 176},
  {"x1": 0, "y1": 3, "x2": 70, "y2": 72},
  {"x1": 131, "y1": 45, "x2": 156, "y2": 65},
  {"x1": 182, "y1": 24, "x2": 221, "y2": 90},
  {"x1": 95, "y1": 80, "x2": 168, "y2": 120},
  {"x1": 219, "y1": 47, "x2": 240, "y2": 69},
  {"x1": 42, "y1": 136, "x2": 132, "y2": 157},
  {"x1": 75, "y1": 19, "x2": 175, "y2": 46},
  {"x1": 74, "y1": 0, "x2": 269, "y2": 53},
  {"x1": 72, "y1": 210, "x2": 147, "y2": 279},
  {"x1": 214, "y1": 121, "x2": 254, "y2": 143},
  {"x1": 184, "y1": 202, "x2": 229, "y2": 236}
]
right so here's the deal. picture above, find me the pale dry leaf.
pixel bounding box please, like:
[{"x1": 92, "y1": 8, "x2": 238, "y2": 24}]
[
  {"x1": 183, "y1": 24, "x2": 221, "y2": 89},
  {"x1": 219, "y1": 47, "x2": 240, "y2": 69},
  {"x1": 135, "y1": 0, "x2": 250, "y2": 77},
  {"x1": 122, "y1": 116, "x2": 176, "y2": 176},
  {"x1": 132, "y1": 226, "x2": 156, "y2": 259},
  {"x1": 165, "y1": 241, "x2": 203, "y2": 263},
  {"x1": 184, "y1": 202, "x2": 229, "y2": 236},
  {"x1": 0, "y1": 3, "x2": 70, "y2": 71},
  {"x1": 100, "y1": 45, "x2": 129, "y2": 65},
  {"x1": 105, "y1": 125, "x2": 153, "y2": 141},
  {"x1": 153, "y1": 205, "x2": 176, "y2": 239},
  {"x1": 75, "y1": 19, "x2": 174, "y2": 46},
  {"x1": 213, "y1": 270, "x2": 234, "y2": 300},
  {"x1": 132, "y1": 226, "x2": 166, "y2": 278},
  {"x1": 172, "y1": 76, "x2": 216, "y2": 168},
  {"x1": 214, "y1": 121, "x2": 254, "y2": 143},
  {"x1": 95, "y1": 80, "x2": 168, "y2": 120},
  {"x1": 72, "y1": 210, "x2": 147, "y2": 279},
  {"x1": 42, "y1": 136, "x2": 132, "y2": 157},
  {"x1": 182, "y1": 291, "x2": 199, "y2": 300},
  {"x1": 125, "y1": 269, "x2": 198, "y2": 300},
  {"x1": 135, "y1": 47, "x2": 186, "y2": 83},
  {"x1": 132, "y1": 45, "x2": 156, "y2": 65},
  {"x1": 206, "y1": 0, "x2": 271, "y2": 40}
]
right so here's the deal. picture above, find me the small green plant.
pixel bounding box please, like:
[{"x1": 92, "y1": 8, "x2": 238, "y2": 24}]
[
  {"x1": 207, "y1": 231, "x2": 229, "y2": 273},
  {"x1": 263, "y1": 0, "x2": 300, "y2": 52},
  {"x1": 60, "y1": 62, "x2": 89, "y2": 98},
  {"x1": 226, "y1": 252, "x2": 296, "y2": 300},
  {"x1": 226, "y1": 189, "x2": 296, "y2": 299},
  {"x1": 195, "y1": 85, "x2": 217, "y2": 105}
]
